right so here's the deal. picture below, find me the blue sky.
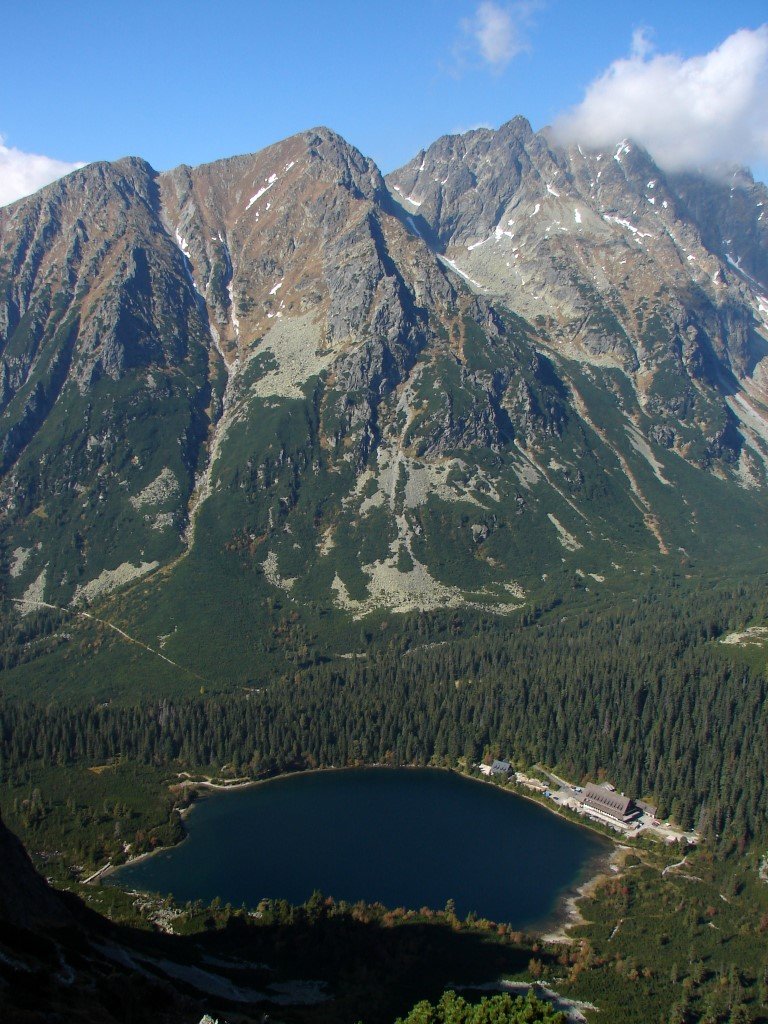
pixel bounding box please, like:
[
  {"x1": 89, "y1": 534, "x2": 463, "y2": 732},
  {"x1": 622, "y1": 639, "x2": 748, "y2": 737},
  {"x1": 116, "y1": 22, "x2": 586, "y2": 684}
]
[{"x1": 1, "y1": 1, "x2": 767, "y2": 203}]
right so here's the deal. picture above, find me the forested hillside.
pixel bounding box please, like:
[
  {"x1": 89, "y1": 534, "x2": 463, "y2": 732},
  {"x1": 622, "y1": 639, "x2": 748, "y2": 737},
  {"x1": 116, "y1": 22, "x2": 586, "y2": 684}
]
[{"x1": 4, "y1": 570, "x2": 767, "y2": 869}]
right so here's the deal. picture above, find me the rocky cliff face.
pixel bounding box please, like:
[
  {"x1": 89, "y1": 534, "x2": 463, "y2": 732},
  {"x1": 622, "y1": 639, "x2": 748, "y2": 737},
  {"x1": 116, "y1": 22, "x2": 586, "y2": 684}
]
[
  {"x1": 387, "y1": 118, "x2": 768, "y2": 474},
  {"x1": 0, "y1": 129, "x2": 468, "y2": 614},
  {"x1": 0, "y1": 812, "x2": 238, "y2": 1022},
  {"x1": 0, "y1": 809, "x2": 73, "y2": 930},
  {"x1": 1, "y1": 120, "x2": 767, "y2": 684},
  {"x1": 0, "y1": 156, "x2": 214, "y2": 612}
]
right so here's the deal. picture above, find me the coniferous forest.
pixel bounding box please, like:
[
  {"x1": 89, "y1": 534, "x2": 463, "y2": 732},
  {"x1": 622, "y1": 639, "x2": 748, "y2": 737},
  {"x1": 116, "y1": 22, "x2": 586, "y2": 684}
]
[
  {"x1": 3, "y1": 568, "x2": 768, "y2": 1024},
  {"x1": 3, "y1": 569, "x2": 768, "y2": 851}
]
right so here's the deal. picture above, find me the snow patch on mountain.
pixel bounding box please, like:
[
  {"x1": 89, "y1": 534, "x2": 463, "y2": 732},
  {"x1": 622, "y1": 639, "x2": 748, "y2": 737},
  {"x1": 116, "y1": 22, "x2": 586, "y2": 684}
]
[{"x1": 246, "y1": 173, "x2": 278, "y2": 210}]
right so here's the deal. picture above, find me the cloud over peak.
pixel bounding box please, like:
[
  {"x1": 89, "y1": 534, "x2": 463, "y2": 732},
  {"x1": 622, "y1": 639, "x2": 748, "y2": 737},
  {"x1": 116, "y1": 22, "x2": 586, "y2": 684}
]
[
  {"x1": 0, "y1": 137, "x2": 85, "y2": 207},
  {"x1": 553, "y1": 25, "x2": 768, "y2": 174},
  {"x1": 460, "y1": 2, "x2": 539, "y2": 73}
]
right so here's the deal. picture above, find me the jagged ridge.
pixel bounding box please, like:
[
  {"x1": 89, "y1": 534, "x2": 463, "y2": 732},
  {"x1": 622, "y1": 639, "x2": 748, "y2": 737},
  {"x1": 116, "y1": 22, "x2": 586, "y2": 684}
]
[{"x1": 1, "y1": 119, "x2": 767, "y2": 690}]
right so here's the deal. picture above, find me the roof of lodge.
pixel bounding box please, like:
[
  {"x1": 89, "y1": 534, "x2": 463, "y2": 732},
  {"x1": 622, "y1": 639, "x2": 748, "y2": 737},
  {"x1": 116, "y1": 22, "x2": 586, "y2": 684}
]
[{"x1": 583, "y1": 783, "x2": 634, "y2": 819}]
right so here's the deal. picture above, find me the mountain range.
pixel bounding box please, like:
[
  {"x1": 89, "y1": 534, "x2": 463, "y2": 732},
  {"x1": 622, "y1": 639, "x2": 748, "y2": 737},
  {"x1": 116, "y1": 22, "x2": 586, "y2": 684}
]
[{"x1": 2, "y1": 116, "x2": 767, "y2": 692}]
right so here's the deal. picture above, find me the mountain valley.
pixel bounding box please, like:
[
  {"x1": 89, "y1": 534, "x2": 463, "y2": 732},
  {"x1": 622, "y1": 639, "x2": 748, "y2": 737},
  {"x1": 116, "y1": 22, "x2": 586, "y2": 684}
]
[{"x1": 1, "y1": 118, "x2": 768, "y2": 693}]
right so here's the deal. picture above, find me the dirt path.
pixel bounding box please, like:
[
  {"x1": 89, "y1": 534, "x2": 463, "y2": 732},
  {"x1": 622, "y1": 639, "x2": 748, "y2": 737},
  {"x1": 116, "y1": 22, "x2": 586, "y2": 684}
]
[{"x1": 9, "y1": 596, "x2": 203, "y2": 680}]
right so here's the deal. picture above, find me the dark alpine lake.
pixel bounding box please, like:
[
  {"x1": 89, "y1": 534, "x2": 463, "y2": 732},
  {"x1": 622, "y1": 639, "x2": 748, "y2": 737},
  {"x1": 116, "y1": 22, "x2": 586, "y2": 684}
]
[{"x1": 110, "y1": 767, "x2": 610, "y2": 929}]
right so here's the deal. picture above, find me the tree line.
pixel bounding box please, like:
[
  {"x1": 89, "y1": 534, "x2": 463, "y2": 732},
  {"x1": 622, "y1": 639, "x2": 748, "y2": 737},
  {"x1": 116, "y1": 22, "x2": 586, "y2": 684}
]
[{"x1": 2, "y1": 573, "x2": 767, "y2": 848}]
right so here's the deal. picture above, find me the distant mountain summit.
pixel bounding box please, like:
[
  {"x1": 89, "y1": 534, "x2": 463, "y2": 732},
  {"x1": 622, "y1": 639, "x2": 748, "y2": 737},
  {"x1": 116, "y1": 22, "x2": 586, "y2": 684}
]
[
  {"x1": 388, "y1": 117, "x2": 768, "y2": 472},
  {"x1": 1, "y1": 118, "x2": 767, "y2": 687}
]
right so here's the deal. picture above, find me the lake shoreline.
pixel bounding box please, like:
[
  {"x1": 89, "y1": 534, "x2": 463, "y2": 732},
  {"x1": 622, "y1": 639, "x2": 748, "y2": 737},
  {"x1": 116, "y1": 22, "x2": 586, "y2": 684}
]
[
  {"x1": 177, "y1": 762, "x2": 623, "y2": 847},
  {"x1": 538, "y1": 843, "x2": 629, "y2": 942},
  {"x1": 102, "y1": 763, "x2": 618, "y2": 939}
]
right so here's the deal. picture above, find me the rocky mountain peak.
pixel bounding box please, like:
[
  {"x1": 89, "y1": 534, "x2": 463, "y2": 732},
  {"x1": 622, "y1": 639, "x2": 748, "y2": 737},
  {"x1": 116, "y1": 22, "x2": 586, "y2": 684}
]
[
  {"x1": 156, "y1": 125, "x2": 422, "y2": 367},
  {"x1": 387, "y1": 121, "x2": 768, "y2": 475},
  {"x1": 1, "y1": 119, "x2": 768, "y2": 643}
]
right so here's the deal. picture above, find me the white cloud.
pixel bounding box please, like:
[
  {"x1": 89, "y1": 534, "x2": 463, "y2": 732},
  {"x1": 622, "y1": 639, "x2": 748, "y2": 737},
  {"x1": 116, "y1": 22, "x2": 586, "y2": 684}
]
[
  {"x1": 0, "y1": 136, "x2": 85, "y2": 207},
  {"x1": 628, "y1": 26, "x2": 654, "y2": 62},
  {"x1": 553, "y1": 25, "x2": 768, "y2": 174},
  {"x1": 461, "y1": 2, "x2": 537, "y2": 73}
]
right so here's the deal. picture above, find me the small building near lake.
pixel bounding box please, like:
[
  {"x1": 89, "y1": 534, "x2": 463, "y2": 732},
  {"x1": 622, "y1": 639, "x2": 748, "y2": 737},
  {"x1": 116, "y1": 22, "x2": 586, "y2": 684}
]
[
  {"x1": 581, "y1": 783, "x2": 637, "y2": 824},
  {"x1": 479, "y1": 759, "x2": 512, "y2": 777}
]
